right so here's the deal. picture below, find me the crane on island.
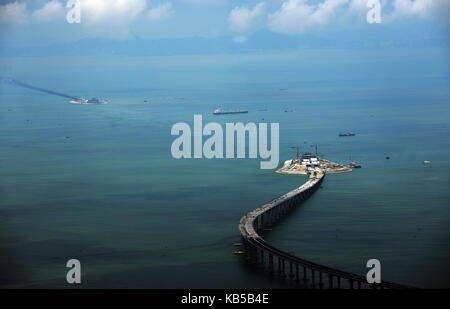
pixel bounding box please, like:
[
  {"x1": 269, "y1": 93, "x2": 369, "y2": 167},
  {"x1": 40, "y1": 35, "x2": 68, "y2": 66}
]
[{"x1": 289, "y1": 146, "x2": 301, "y2": 160}]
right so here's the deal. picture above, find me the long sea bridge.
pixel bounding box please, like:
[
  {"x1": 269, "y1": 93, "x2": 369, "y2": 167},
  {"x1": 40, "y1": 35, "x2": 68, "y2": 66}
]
[{"x1": 238, "y1": 171, "x2": 415, "y2": 289}]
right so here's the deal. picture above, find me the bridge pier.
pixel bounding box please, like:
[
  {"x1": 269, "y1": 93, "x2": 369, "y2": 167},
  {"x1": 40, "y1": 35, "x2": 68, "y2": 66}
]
[
  {"x1": 295, "y1": 264, "x2": 299, "y2": 282},
  {"x1": 319, "y1": 271, "x2": 324, "y2": 289},
  {"x1": 289, "y1": 261, "x2": 294, "y2": 279},
  {"x1": 303, "y1": 266, "x2": 308, "y2": 284},
  {"x1": 311, "y1": 269, "x2": 316, "y2": 288},
  {"x1": 278, "y1": 257, "x2": 281, "y2": 275},
  {"x1": 329, "y1": 274, "x2": 334, "y2": 289},
  {"x1": 269, "y1": 254, "x2": 274, "y2": 273},
  {"x1": 349, "y1": 279, "x2": 354, "y2": 289},
  {"x1": 251, "y1": 245, "x2": 258, "y2": 264},
  {"x1": 244, "y1": 241, "x2": 251, "y2": 261}
]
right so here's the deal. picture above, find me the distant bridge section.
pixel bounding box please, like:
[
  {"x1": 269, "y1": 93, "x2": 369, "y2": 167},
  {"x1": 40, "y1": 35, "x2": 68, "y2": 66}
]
[{"x1": 0, "y1": 76, "x2": 81, "y2": 101}]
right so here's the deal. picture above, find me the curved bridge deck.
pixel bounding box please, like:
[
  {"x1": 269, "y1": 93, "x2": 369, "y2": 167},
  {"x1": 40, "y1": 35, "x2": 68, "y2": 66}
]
[{"x1": 238, "y1": 172, "x2": 415, "y2": 289}]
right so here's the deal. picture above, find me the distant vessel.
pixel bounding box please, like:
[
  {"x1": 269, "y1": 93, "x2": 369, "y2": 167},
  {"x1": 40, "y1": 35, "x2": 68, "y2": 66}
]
[
  {"x1": 339, "y1": 133, "x2": 355, "y2": 137},
  {"x1": 70, "y1": 97, "x2": 108, "y2": 105},
  {"x1": 213, "y1": 109, "x2": 248, "y2": 115},
  {"x1": 349, "y1": 162, "x2": 362, "y2": 168}
]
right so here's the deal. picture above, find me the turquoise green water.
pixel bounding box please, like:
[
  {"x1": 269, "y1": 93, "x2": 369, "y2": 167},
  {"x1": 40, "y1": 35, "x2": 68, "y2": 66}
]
[{"x1": 0, "y1": 49, "x2": 449, "y2": 288}]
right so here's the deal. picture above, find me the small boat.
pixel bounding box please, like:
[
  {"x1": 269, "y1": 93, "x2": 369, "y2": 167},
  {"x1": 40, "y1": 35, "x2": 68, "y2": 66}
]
[
  {"x1": 349, "y1": 162, "x2": 362, "y2": 168},
  {"x1": 423, "y1": 161, "x2": 431, "y2": 164},
  {"x1": 339, "y1": 133, "x2": 356, "y2": 137}
]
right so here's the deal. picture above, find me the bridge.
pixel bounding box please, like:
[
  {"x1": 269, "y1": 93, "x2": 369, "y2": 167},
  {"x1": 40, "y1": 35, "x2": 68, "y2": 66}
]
[
  {"x1": 238, "y1": 171, "x2": 415, "y2": 289},
  {"x1": 0, "y1": 76, "x2": 81, "y2": 101}
]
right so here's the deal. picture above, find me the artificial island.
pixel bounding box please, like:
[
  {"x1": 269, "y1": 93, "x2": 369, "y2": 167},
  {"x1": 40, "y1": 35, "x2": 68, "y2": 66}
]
[{"x1": 276, "y1": 151, "x2": 360, "y2": 175}]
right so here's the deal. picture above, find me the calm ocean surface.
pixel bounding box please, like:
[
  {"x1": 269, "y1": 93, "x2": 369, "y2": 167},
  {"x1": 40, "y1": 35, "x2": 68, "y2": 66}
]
[{"x1": 0, "y1": 49, "x2": 449, "y2": 288}]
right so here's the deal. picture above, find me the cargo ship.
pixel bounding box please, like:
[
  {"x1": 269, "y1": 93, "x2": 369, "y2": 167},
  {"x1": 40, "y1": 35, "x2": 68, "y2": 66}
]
[{"x1": 213, "y1": 109, "x2": 248, "y2": 115}]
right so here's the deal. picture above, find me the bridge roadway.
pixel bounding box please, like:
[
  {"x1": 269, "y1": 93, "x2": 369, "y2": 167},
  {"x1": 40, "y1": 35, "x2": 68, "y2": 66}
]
[
  {"x1": 238, "y1": 172, "x2": 415, "y2": 289},
  {"x1": 1, "y1": 76, "x2": 80, "y2": 100}
]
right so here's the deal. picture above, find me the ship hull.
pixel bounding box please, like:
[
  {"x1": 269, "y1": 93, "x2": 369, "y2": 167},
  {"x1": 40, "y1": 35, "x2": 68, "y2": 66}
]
[{"x1": 213, "y1": 111, "x2": 248, "y2": 115}]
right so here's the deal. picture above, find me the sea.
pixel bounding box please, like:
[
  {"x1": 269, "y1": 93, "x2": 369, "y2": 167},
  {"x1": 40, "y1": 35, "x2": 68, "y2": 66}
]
[{"x1": 0, "y1": 48, "x2": 449, "y2": 288}]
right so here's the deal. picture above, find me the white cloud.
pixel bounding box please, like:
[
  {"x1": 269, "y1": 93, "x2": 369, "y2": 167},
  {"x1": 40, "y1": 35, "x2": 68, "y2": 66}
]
[
  {"x1": 148, "y1": 2, "x2": 174, "y2": 22},
  {"x1": 181, "y1": 0, "x2": 226, "y2": 6},
  {"x1": 348, "y1": 0, "x2": 367, "y2": 12},
  {"x1": 81, "y1": 0, "x2": 147, "y2": 26},
  {"x1": 229, "y1": 2, "x2": 265, "y2": 34},
  {"x1": 0, "y1": 1, "x2": 27, "y2": 24},
  {"x1": 268, "y1": 0, "x2": 348, "y2": 34},
  {"x1": 73, "y1": 0, "x2": 147, "y2": 38},
  {"x1": 32, "y1": 0, "x2": 65, "y2": 23},
  {"x1": 390, "y1": 0, "x2": 449, "y2": 19}
]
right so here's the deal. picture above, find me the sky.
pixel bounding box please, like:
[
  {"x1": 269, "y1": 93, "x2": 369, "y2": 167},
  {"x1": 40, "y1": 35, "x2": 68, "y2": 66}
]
[{"x1": 0, "y1": 0, "x2": 449, "y2": 55}]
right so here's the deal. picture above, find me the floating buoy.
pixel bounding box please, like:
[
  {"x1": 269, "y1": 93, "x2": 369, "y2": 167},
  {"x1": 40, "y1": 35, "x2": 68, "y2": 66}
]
[{"x1": 386, "y1": 156, "x2": 390, "y2": 160}]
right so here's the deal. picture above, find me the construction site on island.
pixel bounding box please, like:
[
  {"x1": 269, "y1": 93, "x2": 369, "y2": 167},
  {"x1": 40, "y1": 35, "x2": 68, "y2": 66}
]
[{"x1": 276, "y1": 146, "x2": 361, "y2": 176}]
